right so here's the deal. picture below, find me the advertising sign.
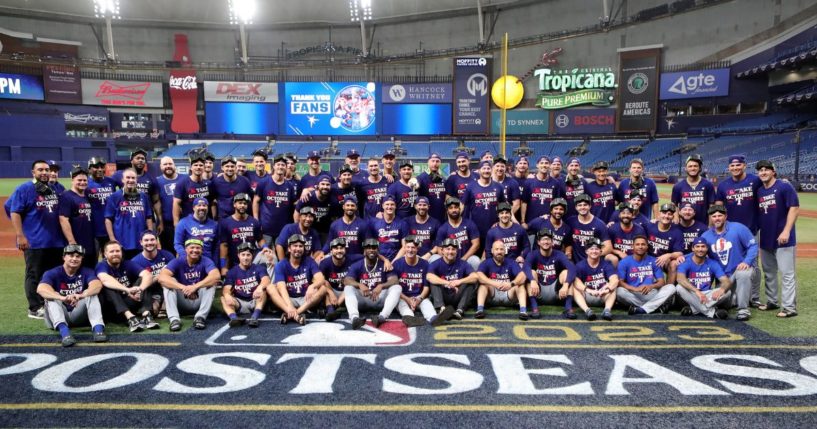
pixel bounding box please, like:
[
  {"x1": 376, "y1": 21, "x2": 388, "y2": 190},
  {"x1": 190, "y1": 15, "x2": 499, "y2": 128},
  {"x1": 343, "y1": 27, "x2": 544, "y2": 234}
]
[
  {"x1": 659, "y1": 68, "x2": 730, "y2": 100},
  {"x1": 453, "y1": 56, "x2": 492, "y2": 134},
  {"x1": 204, "y1": 81, "x2": 279, "y2": 103},
  {"x1": 81, "y1": 79, "x2": 163, "y2": 107},
  {"x1": 617, "y1": 47, "x2": 661, "y2": 133},
  {"x1": 382, "y1": 83, "x2": 452, "y2": 104},
  {"x1": 490, "y1": 109, "x2": 549, "y2": 135},
  {"x1": 169, "y1": 69, "x2": 199, "y2": 133},
  {"x1": 552, "y1": 108, "x2": 616, "y2": 134},
  {"x1": 282, "y1": 82, "x2": 377, "y2": 136},
  {"x1": 0, "y1": 73, "x2": 44, "y2": 101},
  {"x1": 382, "y1": 104, "x2": 451, "y2": 135},
  {"x1": 61, "y1": 106, "x2": 109, "y2": 126},
  {"x1": 205, "y1": 102, "x2": 279, "y2": 135},
  {"x1": 534, "y1": 67, "x2": 616, "y2": 109},
  {"x1": 43, "y1": 65, "x2": 82, "y2": 104}
]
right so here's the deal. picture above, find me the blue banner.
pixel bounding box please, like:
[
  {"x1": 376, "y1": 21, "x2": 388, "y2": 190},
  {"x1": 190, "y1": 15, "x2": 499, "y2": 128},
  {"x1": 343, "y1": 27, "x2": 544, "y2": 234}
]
[
  {"x1": 0, "y1": 73, "x2": 44, "y2": 101},
  {"x1": 383, "y1": 104, "x2": 452, "y2": 135},
  {"x1": 382, "y1": 83, "x2": 452, "y2": 104},
  {"x1": 490, "y1": 109, "x2": 549, "y2": 135},
  {"x1": 553, "y1": 108, "x2": 616, "y2": 135},
  {"x1": 206, "y1": 102, "x2": 279, "y2": 135},
  {"x1": 453, "y1": 57, "x2": 492, "y2": 134},
  {"x1": 282, "y1": 82, "x2": 378, "y2": 135},
  {"x1": 660, "y1": 68, "x2": 730, "y2": 100}
]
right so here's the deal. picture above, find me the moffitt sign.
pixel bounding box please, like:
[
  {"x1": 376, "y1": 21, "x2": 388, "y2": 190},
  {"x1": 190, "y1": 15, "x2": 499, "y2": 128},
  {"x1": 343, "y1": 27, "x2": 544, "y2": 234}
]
[
  {"x1": 534, "y1": 67, "x2": 616, "y2": 109},
  {"x1": 659, "y1": 68, "x2": 730, "y2": 100},
  {"x1": 204, "y1": 81, "x2": 279, "y2": 103}
]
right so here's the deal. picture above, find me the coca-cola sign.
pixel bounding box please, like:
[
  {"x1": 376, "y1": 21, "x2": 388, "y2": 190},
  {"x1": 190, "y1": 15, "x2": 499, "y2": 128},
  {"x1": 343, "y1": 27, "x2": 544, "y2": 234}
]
[
  {"x1": 170, "y1": 75, "x2": 198, "y2": 90},
  {"x1": 203, "y1": 81, "x2": 278, "y2": 103},
  {"x1": 169, "y1": 69, "x2": 199, "y2": 133},
  {"x1": 81, "y1": 78, "x2": 163, "y2": 107}
]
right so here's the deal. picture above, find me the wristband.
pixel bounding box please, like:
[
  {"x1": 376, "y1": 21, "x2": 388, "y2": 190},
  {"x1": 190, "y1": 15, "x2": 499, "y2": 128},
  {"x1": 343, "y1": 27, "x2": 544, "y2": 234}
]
[
  {"x1": 220, "y1": 258, "x2": 227, "y2": 267},
  {"x1": 262, "y1": 243, "x2": 269, "y2": 249}
]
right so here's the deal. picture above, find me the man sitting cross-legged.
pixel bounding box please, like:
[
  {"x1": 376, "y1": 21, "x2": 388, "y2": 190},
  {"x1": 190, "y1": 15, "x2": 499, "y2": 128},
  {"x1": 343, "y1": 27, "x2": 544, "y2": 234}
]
[
  {"x1": 616, "y1": 235, "x2": 677, "y2": 315},
  {"x1": 221, "y1": 243, "x2": 271, "y2": 328},
  {"x1": 573, "y1": 238, "x2": 618, "y2": 321},
  {"x1": 675, "y1": 236, "x2": 732, "y2": 319},
  {"x1": 343, "y1": 238, "x2": 402, "y2": 329},
  {"x1": 475, "y1": 240, "x2": 529, "y2": 320},
  {"x1": 271, "y1": 234, "x2": 326, "y2": 325}
]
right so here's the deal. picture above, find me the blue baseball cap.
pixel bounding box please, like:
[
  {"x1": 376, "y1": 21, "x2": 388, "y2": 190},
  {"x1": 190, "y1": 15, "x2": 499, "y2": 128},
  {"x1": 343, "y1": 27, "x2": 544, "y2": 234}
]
[
  {"x1": 308, "y1": 150, "x2": 321, "y2": 159},
  {"x1": 515, "y1": 156, "x2": 528, "y2": 165},
  {"x1": 479, "y1": 160, "x2": 492, "y2": 169},
  {"x1": 318, "y1": 176, "x2": 332, "y2": 184},
  {"x1": 692, "y1": 236, "x2": 707, "y2": 247},
  {"x1": 346, "y1": 149, "x2": 360, "y2": 158},
  {"x1": 429, "y1": 153, "x2": 441, "y2": 160},
  {"x1": 415, "y1": 196, "x2": 429, "y2": 205},
  {"x1": 343, "y1": 194, "x2": 358, "y2": 204},
  {"x1": 481, "y1": 150, "x2": 493, "y2": 158},
  {"x1": 729, "y1": 154, "x2": 746, "y2": 164},
  {"x1": 537, "y1": 155, "x2": 551, "y2": 163},
  {"x1": 382, "y1": 195, "x2": 396, "y2": 205},
  {"x1": 551, "y1": 156, "x2": 562, "y2": 165},
  {"x1": 456, "y1": 152, "x2": 469, "y2": 160},
  {"x1": 193, "y1": 197, "x2": 208, "y2": 207},
  {"x1": 567, "y1": 157, "x2": 581, "y2": 166}
]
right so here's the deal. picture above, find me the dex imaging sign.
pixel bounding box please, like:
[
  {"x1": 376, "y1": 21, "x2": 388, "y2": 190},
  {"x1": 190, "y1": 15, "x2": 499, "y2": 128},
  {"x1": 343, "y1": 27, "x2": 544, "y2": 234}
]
[{"x1": 660, "y1": 68, "x2": 730, "y2": 100}]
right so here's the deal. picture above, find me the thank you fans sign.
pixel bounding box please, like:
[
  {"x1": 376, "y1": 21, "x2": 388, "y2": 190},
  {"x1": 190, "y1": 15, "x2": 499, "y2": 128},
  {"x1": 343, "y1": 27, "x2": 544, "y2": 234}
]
[
  {"x1": 454, "y1": 56, "x2": 492, "y2": 134},
  {"x1": 616, "y1": 46, "x2": 661, "y2": 133}
]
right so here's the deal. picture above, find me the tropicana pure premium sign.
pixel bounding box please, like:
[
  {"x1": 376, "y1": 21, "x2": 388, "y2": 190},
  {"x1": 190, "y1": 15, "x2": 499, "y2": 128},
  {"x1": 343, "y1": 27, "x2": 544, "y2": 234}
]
[{"x1": 534, "y1": 67, "x2": 617, "y2": 109}]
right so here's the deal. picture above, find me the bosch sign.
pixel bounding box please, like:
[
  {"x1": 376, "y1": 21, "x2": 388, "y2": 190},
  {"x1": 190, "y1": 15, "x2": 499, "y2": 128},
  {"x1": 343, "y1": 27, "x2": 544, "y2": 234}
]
[
  {"x1": 553, "y1": 108, "x2": 616, "y2": 134},
  {"x1": 204, "y1": 81, "x2": 279, "y2": 103}
]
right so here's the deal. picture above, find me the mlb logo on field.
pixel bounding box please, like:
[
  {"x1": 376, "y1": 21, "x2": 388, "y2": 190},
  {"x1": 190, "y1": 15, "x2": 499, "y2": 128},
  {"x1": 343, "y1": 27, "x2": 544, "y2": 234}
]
[{"x1": 205, "y1": 320, "x2": 417, "y2": 347}]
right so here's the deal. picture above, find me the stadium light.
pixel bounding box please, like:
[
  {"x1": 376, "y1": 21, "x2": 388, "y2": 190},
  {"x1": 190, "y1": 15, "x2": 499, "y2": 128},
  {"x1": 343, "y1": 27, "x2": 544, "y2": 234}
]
[
  {"x1": 349, "y1": 0, "x2": 373, "y2": 22},
  {"x1": 229, "y1": 0, "x2": 256, "y2": 25},
  {"x1": 93, "y1": 0, "x2": 121, "y2": 19}
]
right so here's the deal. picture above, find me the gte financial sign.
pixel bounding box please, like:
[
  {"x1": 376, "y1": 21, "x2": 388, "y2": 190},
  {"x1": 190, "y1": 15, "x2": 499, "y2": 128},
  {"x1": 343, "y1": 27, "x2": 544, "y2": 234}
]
[{"x1": 535, "y1": 67, "x2": 616, "y2": 109}]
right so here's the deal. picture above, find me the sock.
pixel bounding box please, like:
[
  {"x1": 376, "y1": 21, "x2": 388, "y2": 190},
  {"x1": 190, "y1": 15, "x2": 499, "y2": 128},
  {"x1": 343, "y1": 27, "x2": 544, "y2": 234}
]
[
  {"x1": 519, "y1": 306, "x2": 527, "y2": 314},
  {"x1": 228, "y1": 313, "x2": 237, "y2": 320},
  {"x1": 477, "y1": 305, "x2": 484, "y2": 312},
  {"x1": 251, "y1": 309, "x2": 261, "y2": 319},
  {"x1": 57, "y1": 323, "x2": 70, "y2": 338},
  {"x1": 326, "y1": 305, "x2": 335, "y2": 313},
  {"x1": 92, "y1": 324, "x2": 104, "y2": 334},
  {"x1": 564, "y1": 296, "x2": 574, "y2": 310},
  {"x1": 528, "y1": 298, "x2": 539, "y2": 311}
]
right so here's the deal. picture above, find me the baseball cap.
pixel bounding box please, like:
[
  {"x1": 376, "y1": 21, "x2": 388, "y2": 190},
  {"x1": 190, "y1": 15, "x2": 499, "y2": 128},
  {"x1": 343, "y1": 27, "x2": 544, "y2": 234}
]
[
  {"x1": 618, "y1": 203, "x2": 636, "y2": 213},
  {"x1": 445, "y1": 196, "x2": 461, "y2": 207},
  {"x1": 204, "y1": 151, "x2": 216, "y2": 162},
  {"x1": 708, "y1": 204, "x2": 727, "y2": 215},
  {"x1": 272, "y1": 155, "x2": 287, "y2": 165},
  {"x1": 382, "y1": 195, "x2": 396, "y2": 205},
  {"x1": 686, "y1": 153, "x2": 703, "y2": 165},
  {"x1": 284, "y1": 153, "x2": 298, "y2": 163},
  {"x1": 330, "y1": 238, "x2": 347, "y2": 248},
  {"x1": 537, "y1": 155, "x2": 551, "y2": 164},
  {"x1": 130, "y1": 148, "x2": 148, "y2": 159},
  {"x1": 362, "y1": 238, "x2": 380, "y2": 248},
  {"x1": 494, "y1": 156, "x2": 507, "y2": 165},
  {"x1": 440, "y1": 238, "x2": 460, "y2": 249},
  {"x1": 383, "y1": 150, "x2": 396, "y2": 159},
  {"x1": 481, "y1": 150, "x2": 493, "y2": 158},
  {"x1": 88, "y1": 157, "x2": 106, "y2": 167},
  {"x1": 592, "y1": 161, "x2": 609, "y2": 171},
  {"x1": 184, "y1": 238, "x2": 204, "y2": 248},
  {"x1": 221, "y1": 155, "x2": 237, "y2": 165},
  {"x1": 679, "y1": 202, "x2": 695, "y2": 211},
  {"x1": 252, "y1": 148, "x2": 269, "y2": 160},
  {"x1": 236, "y1": 242, "x2": 255, "y2": 254},
  {"x1": 47, "y1": 160, "x2": 60, "y2": 171},
  {"x1": 692, "y1": 236, "x2": 707, "y2": 247},
  {"x1": 551, "y1": 156, "x2": 562, "y2": 165},
  {"x1": 659, "y1": 203, "x2": 677, "y2": 213},
  {"x1": 515, "y1": 156, "x2": 528, "y2": 165},
  {"x1": 497, "y1": 202, "x2": 512, "y2": 213},
  {"x1": 628, "y1": 189, "x2": 645, "y2": 199},
  {"x1": 756, "y1": 159, "x2": 775, "y2": 171},
  {"x1": 479, "y1": 160, "x2": 492, "y2": 169},
  {"x1": 403, "y1": 235, "x2": 421, "y2": 246},
  {"x1": 346, "y1": 149, "x2": 360, "y2": 158},
  {"x1": 342, "y1": 194, "x2": 358, "y2": 204},
  {"x1": 193, "y1": 197, "x2": 209, "y2": 207},
  {"x1": 308, "y1": 150, "x2": 321, "y2": 159},
  {"x1": 567, "y1": 157, "x2": 581, "y2": 166},
  {"x1": 188, "y1": 149, "x2": 207, "y2": 163},
  {"x1": 287, "y1": 234, "x2": 307, "y2": 245},
  {"x1": 415, "y1": 196, "x2": 429, "y2": 205},
  {"x1": 536, "y1": 228, "x2": 554, "y2": 239},
  {"x1": 63, "y1": 244, "x2": 85, "y2": 256},
  {"x1": 550, "y1": 198, "x2": 568, "y2": 209},
  {"x1": 318, "y1": 176, "x2": 332, "y2": 185},
  {"x1": 338, "y1": 164, "x2": 354, "y2": 175},
  {"x1": 429, "y1": 153, "x2": 442, "y2": 160},
  {"x1": 233, "y1": 193, "x2": 251, "y2": 203},
  {"x1": 70, "y1": 165, "x2": 89, "y2": 178},
  {"x1": 585, "y1": 238, "x2": 603, "y2": 250},
  {"x1": 729, "y1": 154, "x2": 746, "y2": 164},
  {"x1": 456, "y1": 152, "x2": 469, "y2": 160},
  {"x1": 574, "y1": 193, "x2": 592, "y2": 205},
  {"x1": 399, "y1": 159, "x2": 414, "y2": 169},
  {"x1": 299, "y1": 206, "x2": 316, "y2": 216}
]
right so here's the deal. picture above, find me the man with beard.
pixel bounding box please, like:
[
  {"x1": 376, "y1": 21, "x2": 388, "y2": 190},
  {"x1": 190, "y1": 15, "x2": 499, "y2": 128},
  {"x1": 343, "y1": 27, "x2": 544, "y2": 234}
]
[
  {"x1": 320, "y1": 238, "x2": 363, "y2": 322},
  {"x1": 432, "y1": 197, "x2": 481, "y2": 271},
  {"x1": 159, "y1": 239, "x2": 221, "y2": 331},
  {"x1": 272, "y1": 234, "x2": 326, "y2": 325},
  {"x1": 112, "y1": 148, "x2": 161, "y2": 228},
  {"x1": 475, "y1": 240, "x2": 529, "y2": 320},
  {"x1": 382, "y1": 150, "x2": 398, "y2": 182},
  {"x1": 345, "y1": 149, "x2": 368, "y2": 185},
  {"x1": 485, "y1": 202, "x2": 529, "y2": 264},
  {"x1": 562, "y1": 157, "x2": 587, "y2": 218},
  {"x1": 59, "y1": 166, "x2": 96, "y2": 269},
  {"x1": 573, "y1": 239, "x2": 618, "y2": 321},
  {"x1": 37, "y1": 244, "x2": 107, "y2": 347},
  {"x1": 330, "y1": 164, "x2": 358, "y2": 219},
  {"x1": 606, "y1": 203, "x2": 646, "y2": 268},
  {"x1": 491, "y1": 156, "x2": 521, "y2": 220},
  {"x1": 105, "y1": 169, "x2": 154, "y2": 259},
  {"x1": 173, "y1": 150, "x2": 212, "y2": 225},
  {"x1": 96, "y1": 241, "x2": 157, "y2": 332},
  {"x1": 756, "y1": 160, "x2": 800, "y2": 318},
  {"x1": 676, "y1": 237, "x2": 731, "y2": 319},
  {"x1": 155, "y1": 156, "x2": 181, "y2": 252},
  {"x1": 359, "y1": 157, "x2": 389, "y2": 219},
  {"x1": 462, "y1": 160, "x2": 506, "y2": 245},
  {"x1": 236, "y1": 160, "x2": 247, "y2": 176},
  {"x1": 549, "y1": 157, "x2": 564, "y2": 181},
  {"x1": 130, "y1": 230, "x2": 174, "y2": 318},
  {"x1": 393, "y1": 237, "x2": 456, "y2": 327},
  {"x1": 367, "y1": 196, "x2": 407, "y2": 261},
  {"x1": 10, "y1": 160, "x2": 66, "y2": 319},
  {"x1": 521, "y1": 156, "x2": 564, "y2": 228},
  {"x1": 700, "y1": 204, "x2": 758, "y2": 321},
  {"x1": 222, "y1": 243, "x2": 269, "y2": 328},
  {"x1": 678, "y1": 202, "x2": 707, "y2": 253},
  {"x1": 276, "y1": 207, "x2": 323, "y2": 262},
  {"x1": 86, "y1": 157, "x2": 118, "y2": 252},
  {"x1": 584, "y1": 161, "x2": 620, "y2": 223},
  {"x1": 445, "y1": 152, "x2": 476, "y2": 200},
  {"x1": 202, "y1": 151, "x2": 216, "y2": 181},
  {"x1": 211, "y1": 155, "x2": 252, "y2": 220},
  {"x1": 417, "y1": 153, "x2": 448, "y2": 222},
  {"x1": 616, "y1": 235, "x2": 676, "y2": 315},
  {"x1": 526, "y1": 198, "x2": 572, "y2": 257},
  {"x1": 298, "y1": 151, "x2": 334, "y2": 200},
  {"x1": 403, "y1": 197, "x2": 440, "y2": 260},
  {"x1": 672, "y1": 154, "x2": 715, "y2": 224},
  {"x1": 254, "y1": 155, "x2": 298, "y2": 246},
  {"x1": 387, "y1": 160, "x2": 419, "y2": 219},
  {"x1": 525, "y1": 228, "x2": 576, "y2": 319},
  {"x1": 566, "y1": 194, "x2": 611, "y2": 263},
  {"x1": 219, "y1": 193, "x2": 264, "y2": 275},
  {"x1": 175, "y1": 198, "x2": 219, "y2": 262},
  {"x1": 618, "y1": 158, "x2": 659, "y2": 219},
  {"x1": 294, "y1": 176, "x2": 333, "y2": 237},
  {"x1": 325, "y1": 195, "x2": 368, "y2": 256},
  {"x1": 513, "y1": 156, "x2": 532, "y2": 187},
  {"x1": 608, "y1": 190, "x2": 651, "y2": 231},
  {"x1": 646, "y1": 203, "x2": 685, "y2": 285},
  {"x1": 246, "y1": 149, "x2": 271, "y2": 193},
  {"x1": 343, "y1": 238, "x2": 402, "y2": 329},
  {"x1": 427, "y1": 238, "x2": 479, "y2": 320}
]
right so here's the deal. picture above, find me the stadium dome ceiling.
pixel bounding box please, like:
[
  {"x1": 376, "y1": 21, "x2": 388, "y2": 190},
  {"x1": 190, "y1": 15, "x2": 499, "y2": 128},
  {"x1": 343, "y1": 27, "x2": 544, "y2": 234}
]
[{"x1": 0, "y1": 0, "x2": 538, "y2": 28}]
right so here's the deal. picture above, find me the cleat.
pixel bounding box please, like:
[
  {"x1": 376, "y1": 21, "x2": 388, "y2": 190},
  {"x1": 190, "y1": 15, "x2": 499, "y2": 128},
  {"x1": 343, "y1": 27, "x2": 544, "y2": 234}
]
[
  {"x1": 680, "y1": 306, "x2": 694, "y2": 316},
  {"x1": 27, "y1": 307, "x2": 45, "y2": 320},
  {"x1": 325, "y1": 310, "x2": 341, "y2": 322},
  {"x1": 715, "y1": 309, "x2": 729, "y2": 320},
  {"x1": 432, "y1": 306, "x2": 456, "y2": 326},
  {"x1": 529, "y1": 309, "x2": 541, "y2": 319},
  {"x1": 452, "y1": 309, "x2": 464, "y2": 320},
  {"x1": 518, "y1": 312, "x2": 530, "y2": 321},
  {"x1": 61, "y1": 335, "x2": 76, "y2": 347},
  {"x1": 141, "y1": 314, "x2": 159, "y2": 329},
  {"x1": 229, "y1": 318, "x2": 245, "y2": 328},
  {"x1": 351, "y1": 317, "x2": 366, "y2": 330},
  {"x1": 403, "y1": 315, "x2": 427, "y2": 327},
  {"x1": 585, "y1": 309, "x2": 597, "y2": 321},
  {"x1": 247, "y1": 318, "x2": 260, "y2": 328},
  {"x1": 372, "y1": 315, "x2": 385, "y2": 328},
  {"x1": 736, "y1": 311, "x2": 750, "y2": 321},
  {"x1": 193, "y1": 317, "x2": 206, "y2": 330},
  {"x1": 657, "y1": 303, "x2": 671, "y2": 314},
  {"x1": 562, "y1": 309, "x2": 577, "y2": 320},
  {"x1": 296, "y1": 314, "x2": 306, "y2": 326},
  {"x1": 474, "y1": 310, "x2": 486, "y2": 319},
  {"x1": 602, "y1": 310, "x2": 613, "y2": 321},
  {"x1": 169, "y1": 319, "x2": 182, "y2": 332},
  {"x1": 280, "y1": 313, "x2": 288, "y2": 325},
  {"x1": 128, "y1": 316, "x2": 144, "y2": 333},
  {"x1": 93, "y1": 331, "x2": 108, "y2": 343}
]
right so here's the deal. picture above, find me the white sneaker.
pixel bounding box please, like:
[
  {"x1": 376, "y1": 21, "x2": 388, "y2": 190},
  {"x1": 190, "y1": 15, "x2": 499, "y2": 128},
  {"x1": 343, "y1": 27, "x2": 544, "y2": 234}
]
[{"x1": 27, "y1": 307, "x2": 45, "y2": 320}]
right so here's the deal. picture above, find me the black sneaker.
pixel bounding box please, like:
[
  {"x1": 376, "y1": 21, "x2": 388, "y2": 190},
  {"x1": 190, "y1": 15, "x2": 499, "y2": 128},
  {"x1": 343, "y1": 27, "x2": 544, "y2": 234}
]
[
  {"x1": 316, "y1": 307, "x2": 326, "y2": 319},
  {"x1": 585, "y1": 309, "x2": 597, "y2": 321},
  {"x1": 562, "y1": 309, "x2": 577, "y2": 320},
  {"x1": 325, "y1": 310, "x2": 341, "y2": 322},
  {"x1": 248, "y1": 318, "x2": 260, "y2": 328},
  {"x1": 61, "y1": 335, "x2": 76, "y2": 347},
  {"x1": 518, "y1": 312, "x2": 530, "y2": 321},
  {"x1": 351, "y1": 317, "x2": 366, "y2": 330},
  {"x1": 680, "y1": 306, "x2": 694, "y2": 316},
  {"x1": 193, "y1": 317, "x2": 206, "y2": 330},
  {"x1": 657, "y1": 302, "x2": 671, "y2": 314},
  {"x1": 372, "y1": 315, "x2": 385, "y2": 328},
  {"x1": 280, "y1": 313, "x2": 288, "y2": 325},
  {"x1": 452, "y1": 309, "x2": 464, "y2": 320},
  {"x1": 93, "y1": 330, "x2": 108, "y2": 343},
  {"x1": 142, "y1": 314, "x2": 159, "y2": 329},
  {"x1": 529, "y1": 309, "x2": 542, "y2": 319},
  {"x1": 627, "y1": 305, "x2": 638, "y2": 315},
  {"x1": 474, "y1": 310, "x2": 486, "y2": 319},
  {"x1": 403, "y1": 315, "x2": 427, "y2": 327},
  {"x1": 128, "y1": 316, "x2": 144, "y2": 333},
  {"x1": 714, "y1": 309, "x2": 729, "y2": 320},
  {"x1": 602, "y1": 310, "x2": 613, "y2": 321},
  {"x1": 229, "y1": 317, "x2": 245, "y2": 328},
  {"x1": 432, "y1": 306, "x2": 456, "y2": 326},
  {"x1": 169, "y1": 319, "x2": 182, "y2": 332}
]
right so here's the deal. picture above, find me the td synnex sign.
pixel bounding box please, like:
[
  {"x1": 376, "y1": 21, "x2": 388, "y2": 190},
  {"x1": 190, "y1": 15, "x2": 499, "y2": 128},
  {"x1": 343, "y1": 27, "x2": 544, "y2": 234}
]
[{"x1": 660, "y1": 68, "x2": 730, "y2": 100}]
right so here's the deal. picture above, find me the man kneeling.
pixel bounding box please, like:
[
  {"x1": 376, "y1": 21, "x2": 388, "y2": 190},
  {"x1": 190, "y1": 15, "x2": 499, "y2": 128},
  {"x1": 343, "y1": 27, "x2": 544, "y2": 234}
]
[
  {"x1": 573, "y1": 238, "x2": 618, "y2": 321},
  {"x1": 222, "y1": 243, "x2": 271, "y2": 328},
  {"x1": 675, "y1": 237, "x2": 732, "y2": 319},
  {"x1": 475, "y1": 240, "x2": 529, "y2": 320}
]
